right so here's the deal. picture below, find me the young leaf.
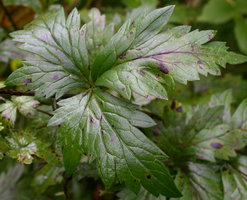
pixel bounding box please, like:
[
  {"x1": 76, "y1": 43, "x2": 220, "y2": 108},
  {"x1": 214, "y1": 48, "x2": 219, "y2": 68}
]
[
  {"x1": 48, "y1": 89, "x2": 181, "y2": 197},
  {"x1": 6, "y1": 131, "x2": 57, "y2": 164},
  {"x1": 12, "y1": 96, "x2": 39, "y2": 116},
  {"x1": 0, "y1": 96, "x2": 39, "y2": 125},
  {"x1": 0, "y1": 100, "x2": 17, "y2": 125}
]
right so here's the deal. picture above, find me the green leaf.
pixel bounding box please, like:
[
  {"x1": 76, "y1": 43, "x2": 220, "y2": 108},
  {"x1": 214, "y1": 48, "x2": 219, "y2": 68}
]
[
  {"x1": 91, "y1": 6, "x2": 175, "y2": 81},
  {"x1": 48, "y1": 89, "x2": 181, "y2": 197},
  {"x1": 198, "y1": 0, "x2": 236, "y2": 24},
  {"x1": 199, "y1": 0, "x2": 247, "y2": 24},
  {"x1": 123, "y1": 0, "x2": 158, "y2": 8},
  {"x1": 183, "y1": 96, "x2": 247, "y2": 162},
  {"x1": 6, "y1": 8, "x2": 90, "y2": 99},
  {"x1": 190, "y1": 124, "x2": 247, "y2": 162},
  {"x1": 96, "y1": 26, "x2": 247, "y2": 100},
  {"x1": 193, "y1": 74, "x2": 247, "y2": 104},
  {"x1": 123, "y1": 0, "x2": 141, "y2": 8},
  {"x1": 155, "y1": 105, "x2": 226, "y2": 162},
  {"x1": 236, "y1": 0, "x2": 247, "y2": 14},
  {"x1": 221, "y1": 156, "x2": 247, "y2": 200},
  {"x1": 141, "y1": 0, "x2": 158, "y2": 7},
  {"x1": 209, "y1": 89, "x2": 233, "y2": 108},
  {"x1": 235, "y1": 18, "x2": 247, "y2": 55},
  {"x1": 118, "y1": 187, "x2": 167, "y2": 200},
  {"x1": 169, "y1": 4, "x2": 199, "y2": 24},
  {"x1": 173, "y1": 162, "x2": 222, "y2": 200},
  {"x1": 185, "y1": 106, "x2": 224, "y2": 136},
  {"x1": 97, "y1": 60, "x2": 169, "y2": 101},
  {"x1": 158, "y1": 94, "x2": 247, "y2": 162}
]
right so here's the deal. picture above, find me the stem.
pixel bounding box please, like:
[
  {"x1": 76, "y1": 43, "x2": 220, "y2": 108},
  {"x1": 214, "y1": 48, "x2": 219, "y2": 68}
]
[
  {"x1": 0, "y1": 88, "x2": 35, "y2": 96},
  {"x1": 0, "y1": 88, "x2": 75, "y2": 98},
  {"x1": 51, "y1": 98, "x2": 57, "y2": 111},
  {"x1": 93, "y1": 183, "x2": 102, "y2": 200},
  {"x1": 0, "y1": 0, "x2": 18, "y2": 30},
  {"x1": 63, "y1": 174, "x2": 72, "y2": 200},
  {"x1": 36, "y1": 108, "x2": 53, "y2": 117},
  {"x1": 85, "y1": 0, "x2": 93, "y2": 9}
]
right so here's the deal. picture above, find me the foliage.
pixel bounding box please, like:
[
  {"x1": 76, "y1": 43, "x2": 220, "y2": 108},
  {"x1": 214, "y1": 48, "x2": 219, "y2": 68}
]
[
  {"x1": 199, "y1": 0, "x2": 247, "y2": 55},
  {"x1": 3, "y1": 0, "x2": 42, "y2": 13},
  {"x1": 0, "y1": 0, "x2": 247, "y2": 200}
]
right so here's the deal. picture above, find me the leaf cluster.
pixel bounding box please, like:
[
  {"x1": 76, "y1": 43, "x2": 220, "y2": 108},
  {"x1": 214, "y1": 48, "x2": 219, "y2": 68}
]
[{"x1": 0, "y1": 3, "x2": 247, "y2": 200}]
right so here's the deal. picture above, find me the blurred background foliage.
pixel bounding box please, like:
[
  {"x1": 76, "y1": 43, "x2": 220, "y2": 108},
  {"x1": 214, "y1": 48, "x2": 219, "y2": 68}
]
[{"x1": 0, "y1": 0, "x2": 247, "y2": 199}]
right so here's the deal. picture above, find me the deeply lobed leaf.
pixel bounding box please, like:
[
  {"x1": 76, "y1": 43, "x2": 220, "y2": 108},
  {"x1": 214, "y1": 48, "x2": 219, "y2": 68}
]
[
  {"x1": 6, "y1": 8, "x2": 90, "y2": 99},
  {"x1": 49, "y1": 89, "x2": 181, "y2": 197},
  {"x1": 96, "y1": 27, "x2": 247, "y2": 101}
]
